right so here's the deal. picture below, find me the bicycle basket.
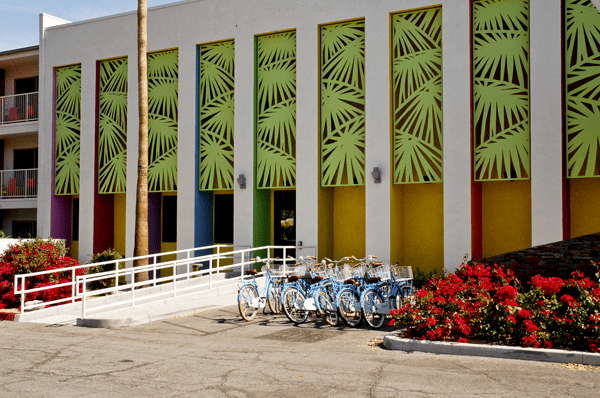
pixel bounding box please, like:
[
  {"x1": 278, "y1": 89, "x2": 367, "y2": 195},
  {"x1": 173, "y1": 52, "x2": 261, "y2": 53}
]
[
  {"x1": 392, "y1": 265, "x2": 413, "y2": 280},
  {"x1": 269, "y1": 261, "x2": 290, "y2": 278},
  {"x1": 310, "y1": 263, "x2": 329, "y2": 277},
  {"x1": 368, "y1": 263, "x2": 391, "y2": 280},
  {"x1": 344, "y1": 263, "x2": 365, "y2": 279},
  {"x1": 330, "y1": 266, "x2": 348, "y2": 283},
  {"x1": 288, "y1": 263, "x2": 309, "y2": 278}
]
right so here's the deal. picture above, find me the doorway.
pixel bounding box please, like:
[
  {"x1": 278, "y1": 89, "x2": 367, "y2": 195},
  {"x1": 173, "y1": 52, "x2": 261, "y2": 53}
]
[
  {"x1": 273, "y1": 190, "x2": 295, "y2": 259},
  {"x1": 15, "y1": 77, "x2": 38, "y2": 95}
]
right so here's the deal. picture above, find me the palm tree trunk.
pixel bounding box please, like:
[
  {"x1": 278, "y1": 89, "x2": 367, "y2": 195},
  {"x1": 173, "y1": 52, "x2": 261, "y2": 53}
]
[{"x1": 134, "y1": 0, "x2": 149, "y2": 283}]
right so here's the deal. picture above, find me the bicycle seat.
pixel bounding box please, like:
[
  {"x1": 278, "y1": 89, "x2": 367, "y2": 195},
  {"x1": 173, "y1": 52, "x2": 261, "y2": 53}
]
[
  {"x1": 372, "y1": 261, "x2": 383, "y2": 267},
  {"x1": 245, "y1": 269, "x2": 258, "y2": 276},
  {"x1": 310, "y1": 276, "x2": 324, "y2": 284},
  {"x1": 365, "y1": 277, "x2": 380, "y2": 284},
  {"x1": 288, "y1": 275, "x2": 301, "y2": 282},
  {"x1": 344, "y1": 278, "x2": 359, "y2": 285}
]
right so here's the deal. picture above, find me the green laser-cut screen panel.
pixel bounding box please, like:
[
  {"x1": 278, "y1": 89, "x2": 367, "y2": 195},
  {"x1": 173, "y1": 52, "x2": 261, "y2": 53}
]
[
  {"x1": 148, "y1": 49, "x2": 178, "y2": 192},
  {"x1": 473, "y1": 0, "x2": 530, "y2": 181},
  {"x1": 320, "y1": 20, "x2": 366, "y2": 187},
  {"x1": 54, "y1": 64, "x2": 82, "y2": 196},
  {"x1": 256, "y1": 31, "x2": 297, "y2": 189},
  {"x1": 98, "y1": 58, "x2": 128, "y2": 194},
  {"x1": 198, "y1": 41, "x2": 235, "y2": 191},
  {"x1": 565, "y1": 0, "x2": 600, "y2": 178},
  {"x1": 392, "y1": 7, "x2": 443, "y2": 184}
]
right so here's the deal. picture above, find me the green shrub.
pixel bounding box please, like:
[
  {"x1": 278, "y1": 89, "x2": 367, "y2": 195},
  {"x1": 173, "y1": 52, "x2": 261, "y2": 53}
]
[{"x1": 87, "y1": 248, "x2": 124, "y2": 291}]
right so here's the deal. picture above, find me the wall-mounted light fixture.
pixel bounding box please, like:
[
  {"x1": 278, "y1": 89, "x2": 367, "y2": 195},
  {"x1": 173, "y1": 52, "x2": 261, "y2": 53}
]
[
  {"x1": 371, "y1": 167, "x2": 381, "y2": 184},
  {"x1": 237, "y1": 174, "x2": 246, "y2": 189}
]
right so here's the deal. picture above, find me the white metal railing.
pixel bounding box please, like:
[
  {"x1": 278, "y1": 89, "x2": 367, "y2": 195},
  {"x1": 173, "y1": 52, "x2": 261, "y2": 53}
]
[
  {"x1": 75, "y1": 245, "x2": 314, "y2": 318},
  {"x1": 0, "y1": 168, "x2": 37, "y2": 198},
  {"x1": 0, "y1": 92, "x2": 38, "y2": 124},
  {"x1": 13, "y1": 244, "x2": 241, "y2": 314}
]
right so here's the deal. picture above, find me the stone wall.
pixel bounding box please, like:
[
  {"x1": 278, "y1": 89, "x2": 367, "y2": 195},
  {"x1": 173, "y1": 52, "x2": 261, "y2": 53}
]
[{"x1": 475, "y1": 233, "x2": 600, "y2": 283}]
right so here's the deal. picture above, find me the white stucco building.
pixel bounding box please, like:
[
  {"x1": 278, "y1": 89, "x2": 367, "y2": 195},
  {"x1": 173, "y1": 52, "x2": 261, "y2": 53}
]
[{"x1": 28, "y1": 0, "x2": 600, "y2": 275}]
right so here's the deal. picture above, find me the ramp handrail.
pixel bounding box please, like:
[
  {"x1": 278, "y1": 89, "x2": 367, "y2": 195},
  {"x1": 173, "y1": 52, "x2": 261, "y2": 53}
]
[
  {"x1": 75, "y1": 245, "x2": 315, "y2": 318},
  {"x1": 13, "y1": 244, "x2": 242, "y2": 313}
]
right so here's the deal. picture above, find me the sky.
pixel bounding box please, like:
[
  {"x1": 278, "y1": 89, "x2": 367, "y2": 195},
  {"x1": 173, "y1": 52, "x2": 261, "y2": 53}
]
[{"x1": 0, "y1": 1, "x2": 183, "y2": 52}]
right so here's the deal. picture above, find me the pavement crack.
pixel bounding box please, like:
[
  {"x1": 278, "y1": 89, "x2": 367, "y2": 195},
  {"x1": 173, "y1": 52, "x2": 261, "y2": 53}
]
[
  {"x1": 161, "y1": 320, "x2": 209, "y2": 334},
  {"x1": 369, "y1": 358, "x2": 393, "y2": 398},
  {"x1": 57, "y1": 361, "x2": 153, "y2": 382},
  {"x1": 27, "y1": 337, "x2": 96, "y2": 372}
]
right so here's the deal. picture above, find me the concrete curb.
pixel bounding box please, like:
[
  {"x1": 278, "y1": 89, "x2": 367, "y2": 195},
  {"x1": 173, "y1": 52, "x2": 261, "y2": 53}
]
[
  {"x1": 384, "y1": 334, "x2": 600, "y2": 366},
  {"x1": 75, "y1": 304, "x2": 222, "y2": 328}
]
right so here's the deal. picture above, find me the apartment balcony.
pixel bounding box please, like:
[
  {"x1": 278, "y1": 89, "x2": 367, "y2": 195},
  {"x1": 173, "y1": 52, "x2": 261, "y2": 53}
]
[
  {"x1": 0, "y1": 168, "x2": 37, "y2": 209},
  {"x1": 0, "y1": 92, "x2": 38, "y2": 125}
]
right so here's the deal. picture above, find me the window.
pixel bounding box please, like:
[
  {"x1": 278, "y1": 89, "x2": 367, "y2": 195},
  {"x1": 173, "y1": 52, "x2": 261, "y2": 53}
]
[{"x1": 13, "y1": 220, "x2": 36, "y2": 239}]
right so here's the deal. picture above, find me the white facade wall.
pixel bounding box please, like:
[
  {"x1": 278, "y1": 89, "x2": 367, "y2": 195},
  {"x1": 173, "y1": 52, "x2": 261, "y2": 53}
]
[
  {"x1": 443, "y1": 1, "x2": 473, "y2": 270},
  {"x1": 36, "y1": 0, "x2": 570, "y2": 270},
  {"x1": 530, "y1": 0, "x2": 564, "y2": 246}
]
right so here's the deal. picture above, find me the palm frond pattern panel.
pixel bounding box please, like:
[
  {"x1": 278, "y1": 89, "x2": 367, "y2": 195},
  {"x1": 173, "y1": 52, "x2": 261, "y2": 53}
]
[
  {"x1": 256, "y1": 31, "x2": 296, "y2": 189},
  {"x1": 148, "y1": 50, "x2": 178, "y2": 192},
  {"x1": 565, "y1": 0, "x2": 600, "y2": 178},
  {"x1": 98, "y1": 58, "x2": 128, "y2": 194},
  {"x1": 198, "y1": 41, "x2": 235, "y2": 191},
  {"x1": 320, "y1": 20, "x2": 365, "y2": 187},
  {"x1": 473, "y1": 0, "x2": 530, "y2": 181},
  {"x1": 392, "y1": 8, "x2": 443, "y2": 184},
  {"x1": 55, "y1": 64, "x2": 82, "y2": 195}
]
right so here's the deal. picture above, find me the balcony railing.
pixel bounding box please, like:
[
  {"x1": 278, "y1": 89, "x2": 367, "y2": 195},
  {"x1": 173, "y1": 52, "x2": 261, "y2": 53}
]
[
  {"x1": 0, "y1": 169, "x2": 38, "y2": 199},
  {"x1": 0, "y1": 92, "x2": 39, "y2": 124}
]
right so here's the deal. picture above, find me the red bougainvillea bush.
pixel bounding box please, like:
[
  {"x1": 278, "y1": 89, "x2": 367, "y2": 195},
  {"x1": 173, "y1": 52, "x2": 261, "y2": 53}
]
[
  {"x1": 0, "y1": 238, "x2": 83, "y2": 309},
  {"x1": 389, "y1": 261, "x2": 600, "y2": 352}
]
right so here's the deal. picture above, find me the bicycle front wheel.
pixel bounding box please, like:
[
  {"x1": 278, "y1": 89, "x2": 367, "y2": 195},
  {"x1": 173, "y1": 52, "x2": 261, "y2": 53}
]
[
  {"x1": 282, "y1": 288, "x2": 308, "y2": 324},
  {"x1": 238, "y1": 284, "x2": 259, "y2": 322},
  {"x1": 361, "y1": 289, "x2": 385, "y2": 329},
  {"x1": 316, "y1": 290, "x2": 338, "y2": 326},
  {"x1": 268, "y1": 279, "x2": 282, "y2": 314},
  {"x1": 338, "y1": 289, "x2": 362, "y2": 327},
  {"x1": 398, "y1": 284, "x2": 415, "y2": 307}
]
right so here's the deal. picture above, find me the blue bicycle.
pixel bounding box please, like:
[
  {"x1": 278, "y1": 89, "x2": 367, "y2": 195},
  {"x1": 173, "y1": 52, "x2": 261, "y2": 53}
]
[
  {"x1": 281, "y1": 257, "x2": 338, "y2": 326},
  {"x1": 237, "y1": 257, "x2": 288, "y2": 321},
  {"x1": 360, "y1": 264, "x2": 414, "y2": 329}
]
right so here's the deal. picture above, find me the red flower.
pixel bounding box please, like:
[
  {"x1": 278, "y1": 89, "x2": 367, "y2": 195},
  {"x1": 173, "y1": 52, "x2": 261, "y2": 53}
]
[
  {"x1": 560, "y1": 295, "x2": 575, "y2": 304},
  {"x1": 415, "y1": 290, "x2": 428, "y2": 299},
  {"x1": 507, "y1": 315, "x2": 517, "y2": 324},
  {"x1": 518, "y1": 309, "x2": 532, "y2": 319},
  {"x1": 495, "y1": 285, "x2": 518, "y2": 302},
  {"x1": 501, "y1": 299, "x2": 518, "y2": 307},
  {"x1": 523, "y1": 320, "x2": 539, "y2": 332},
  {"x1": 523, "y1": 333, "x2": 541, "y2": 348},
  {"x1": 531, "y1": 275, "x2": 563, "y2": 295},
  {"x1": 543, "y1": 341, "x2": 553, "y2": 349},
  {"x1": 457, "y1": 338, "x2": 467, "y2": 343}
]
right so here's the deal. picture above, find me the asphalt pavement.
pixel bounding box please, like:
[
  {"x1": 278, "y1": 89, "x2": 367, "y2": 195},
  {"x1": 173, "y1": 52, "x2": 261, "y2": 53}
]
[{"x1": 1, "y1": 306, "x2": 598, "y2": 397}]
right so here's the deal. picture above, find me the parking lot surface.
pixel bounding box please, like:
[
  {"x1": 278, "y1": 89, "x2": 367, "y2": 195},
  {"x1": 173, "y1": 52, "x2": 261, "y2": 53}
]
[{"x1": 1, "y1": 306, "x2": 598, "y2": 397}]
